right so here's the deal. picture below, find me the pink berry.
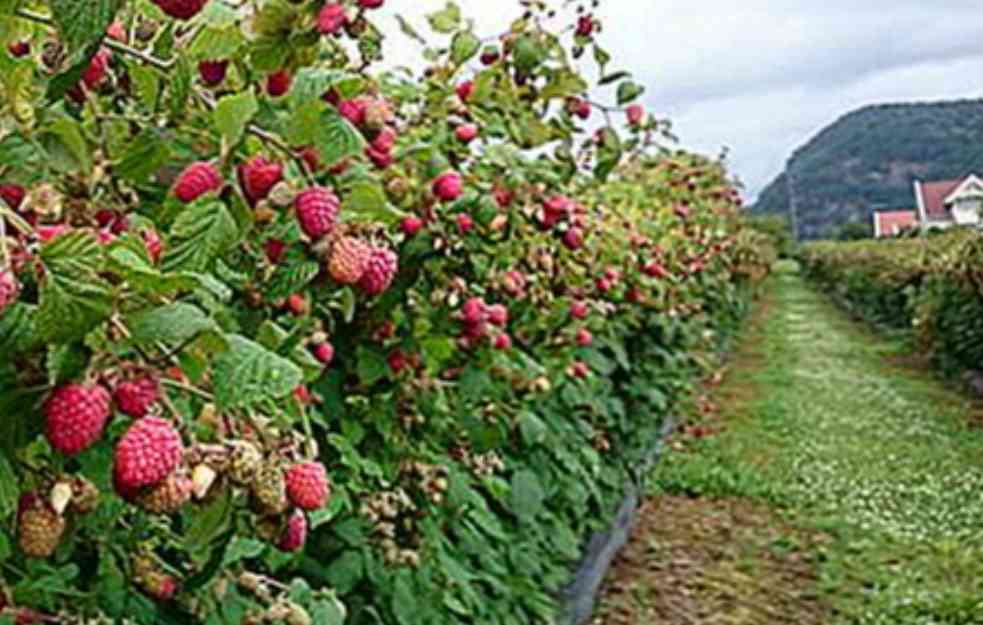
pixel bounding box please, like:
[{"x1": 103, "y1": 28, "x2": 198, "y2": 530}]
[
  {"x1": 44, "y1": 384, "x2": 112, "y2": 455},
  {"x1": 576, "y1": 328, "x2": 593, "y2": 347},
  {"x1": 570, "y1": 301, "x2": 589, "y2": 319},
  {"x1": 295, "y1": 186, "x2": 340, "y2": 240},
  {"x1": 455, "y1": 124, "x2": 478, "y2": 143},
  {"x1": 278, "y1": 510, "x2": 308, "y2": 552},
  {"x1": 461, "y1": 298, "x2": 486, "y2": 324},
  {"x1": 401, "y1": 216, "x2": 423, "y2": 236},
  {"x1": 357, "y1": 247, "x2": 398, "y2": 296},
  {"x1": 486, "y1": 304, "x2": 508, "y2": 327},
  {"x1": 173, "y1": 161, "x2": 222, "y2": 203},
  {"x1": 285, "y1": 462, "x2": 330, "y2": 510},
  {"x1": 493, "y1": 334, "x2": 512, "y2": 350},
  {"x1": 456, "y1": 81, "x2": 474, "y2": 102},
  {"x1": 313, "y1": 342, "x2": 335, "y2": 365},
  {"x1": 113, "y1": 377, "x2": 160, "y2": 418},
  {"x1": 317, "y1": 3, "x2": 348, "y2": 35},
  {"x1": 626, "y1": 104, "x2": 645, "y2": 126},
  {"x1": 432, "y1": 172, "x2": 463, "y2": 202},
  {"x1": 456, "y1": 213, "x2": 474, "y2": 233},
  {"x1": 113, "y1": 417, "x2": 183, "y2": 491}
]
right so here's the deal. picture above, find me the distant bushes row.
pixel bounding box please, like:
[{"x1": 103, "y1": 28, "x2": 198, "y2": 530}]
[{"x1": 799, "y1": 231, "x2": 983, "y2": 378}]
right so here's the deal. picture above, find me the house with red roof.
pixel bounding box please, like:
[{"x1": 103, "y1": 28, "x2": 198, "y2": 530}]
[
  {"x1": 913, "y1": 174, "x2": 983, "y2": 229},
  {"x1": 873, "y1": 209, "x2": 917, "y2": 238}
]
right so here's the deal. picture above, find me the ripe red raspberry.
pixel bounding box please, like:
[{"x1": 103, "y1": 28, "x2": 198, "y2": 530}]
[
  {"x1": 366, "y1": 145, "x2": 394, "y2": 169},
  {"x1": 626, "y1": 104, "x2": 645, "y2": 127},
  {"x1": 266, "y1": 69, "x2": 291, "y2": 97},
  {"x1": 106, "y1": 20, "x2": 127, "y2": 43},
  {"x1": 82, "y1": 48, "x2": 112, "y2": 90},
  {"x1": 312, "y1": 342, "x2": 334, "y2": 365},
  {"x1": 643, "y1": 261, "x2": 670, "y2": 279},
  {"x1": 113, "y1": 377, "x2": 160, "y2": 418},
  {"x1": 401, "y1": 216, "x2": 423, "y2": 236},
  {"x1": 278, "y1": 510, "x2": 308, "y2": 552},
  {"x1": 44, "y1": 384, "x2": 111, "y2": 455},
  {"x1": 338, "y1": 98, "x2": 368, "y2": 126},
  {"x1": 113, "y1": 417, "x2": 184, "y2": 491},
  {"x1": 493, "y1": 334, "x2": 512, "y2": 350},
  {"x1": 318, "y1": 3, "x2": 348, "y2": 35},
  {"x1": 295, "y1": 186, "x2": 340, "y2": 240},
  {"x1": 563, "y1": 227, "x2": 584, "y2": 250},
  {"x1": 265, "y1": 238, "x2": 287, "y2": 264},
  {"x1": 238, "y1": 155, "x2": 283, "y2": 205},
  {"x1": 456, "y1": 213, "x2": 474, "y2": 233},
  {"x1": 456, "y1": 81, "x2": 474, "y2": 102},
  {"x1": 486, "y1": 304, "x2": 508, "y2": 327},
  {"x1": 173, "y1": 161, "x2": 222, "y2": 203},
  {"x1": 570, "y1": 300, "x2": 589, "y2": 319},
  {"x1": 455, "y1": 124, "x2": 478, "y2": 143},
  {"x1": 461, "y1": 297, "x2": 487, "y2": 324},
  {"x1": 7, "y1": 41, "x2": 30, "y2": 57},
  {"x1": 575, "y1": 14, "x2": 594, "y2": 37},
  {"x1": 567, "y1": 97, "x2": 591, "y2": 120},
  {"x1": 0, "y1": 184, "x2": 25, "y2": 210},
  {"x1": 358, "y1": 247, "x2": 398, "y2": 296},
  {"x1": 285, "y1": 462, "x2": 330, "y2": 510},
  {"x1": 387, "y1": 349, "x2": 408, "y2": 374},
  {"x1": 153, "y1": 0, "x2": 209, "y2": 20},
  {"x1": 576, "y1": 328, "x2": 593, "y2": 347},
  {"x1": 370, "y1": 127, "x2": 396, "y2": 153},
  {"x1": 198, "y1": 60, "x2": 228, "y2": 86},
  {"x1": 0, "y1": 269, "x2": 21, "y2": 312},
  {"x1": 570, "y1": 361, "x2": 590, "y2": 379},
  {"x1": 328, "y1": 237, "x2": 370, "y2": 284},
  {"x1": 358, "y1": 0, "x2": 384, "y2": 8}
]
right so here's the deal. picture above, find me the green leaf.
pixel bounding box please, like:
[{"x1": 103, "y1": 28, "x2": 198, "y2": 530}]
[
  {"x1": 355, "y1": 346, "x2": 388, "y2": 386},
  {"x1": 510, "y1": 470, "x2": 545, "y2": 523},
  {"x1": 49, "y1": 0, "x2": 124, "y2": 52},
  {"x1": 41, "y1": 116, "x2": 92, "y2": 173},
  {"x1": 129, "y1": 65, "x2": 161, "y2": 111},
  {"x1": 0, "y1": 455, "x2": 18, "y2": 521},
  {"x1": 188, "y1": 24, "x2": 245, "y2": 61},
  {"x1": 0, "y1": 303, "x2": 39, "y2": 353},
  {"x1": 214, "y1": 91, "x2": 258, "y2": 144},
  {"x1": 309, "y1": 597, "x2": 346, "y2": 625},
  {"x1": 36, "y1": 274, "x2": 113, "y2": 343},
  {"x1": 289, "y1": 68, "x2": 362, "y2": 109},
  {"x1": 616, "y1": 80, "x2": 645, "y2": 105},
  {"x1": 126, "y1": 302, "x2": 221, "y2": 347},
  {"x1": 162, "y1": 200, "x2": 240, "y2": 272},
  {"x1": 169, "y1": 56, "x2": 193, "y2": 118},
  {"x1": 513, "y1": 36, "x2": 545, "y2": 73},
  {"x1": 114, "y1": 128, "x2": 171, "y2": 183},
  {"x1": 395, "y1": 14, "x2": 426, "y2": 45},
  {"x1": 212, "y1": 335, "x2": 304, "y2": 411},
  {"x1": 426, "y1": 2, "x2": 461, "y2": 34},
  {"x1": 450, "y1": 30, "x2": 480, "y2": 66},
  {"x1": 599, "y1": 71, "x2": 630, "y2": 86},
  {"x1": 343, "y1": 180, "x2": 399, "y2": 225},
  {"x1": 541, "y1": 68, "x2": 588, "y2": 100},
  {"x1": 284, "y1": 102, "x2": 364, "y2": 167},
  {"x1": 44, "y1": 44, "x2": 101, "y2": 103},
  {"x1": 265, "y1": 260, "x2": 321, "y2": 300}
]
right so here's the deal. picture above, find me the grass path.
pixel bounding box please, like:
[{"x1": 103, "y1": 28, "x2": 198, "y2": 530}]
[{"x1": 596, "y1": 262, "x2": 983, "y2": 625}]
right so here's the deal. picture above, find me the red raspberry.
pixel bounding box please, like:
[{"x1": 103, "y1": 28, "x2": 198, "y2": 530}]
[
  {"x1": 312, "y1": 342, "x2": 334, "y2": 365},
  {"x1": 153, "y1": 0, "x2": 209, "y2": 20},
  {"x1": 486, "y1": 304, "x2": 508, "y2": 327},
  {"x1": 456, "y1": 213, "x2": 473, "y2": 233},
  {"x1": 370, "y1": 127, "x2": 397, "y2": 153},
  {"x1": 455, "y1": 124, "x2": 478, "y2": 143},
  {"x1": 82, "y1": 49, "x2": 111, "y2": 90},
  {"x1": 278, "y1": 510, "x2": 308, "y2": 552},
  {"x1": 570, "y1": 361, "x2": 590, "y2": 379},
  {"x1": 113, "y1": 417, "x2": 183, "y2": 491},
  {"x1": 0, "y1": 184, "x2": 25, "y2": 210},
  {"x1": 461, "y1": 297, "x2": 487, "y2": 324},
  {"x1": 238, "y1": 155, "x2": 283, "y2": 205},
  {"x1": 266, "y1": 69, "x2": 291, "y2": 97},
  {"x1": 0, "y1": 269, "x2": 21, "y2": 312},
  {"x1": 401, "y1": 216, "x2": 423, "y2": 236},
  {"x1": 198, "y1": 60, "x2": 228, "y2": 86},
  {"x1": 328, "y1": 237, "x2": 370, "y2": 284},
  {"x1": 285, "y1": 462, "x2": 330, "y2": 510},
  {"x1": 626, "y1": 104, "x2": 645, "y2": 127},
  {"x1": 173, "y1": 161, "x2": 222, "y2": 203},
  {"x1": 7, "y1": 41, "x2": 30, "y2": 58},
  {"x1": 358, "y1": 247, "x2": 398, "y2": 296},
  {"x1": 456, "y1": 81, "x2": 474, "y2": 102},
  {"x1": 570, "y1": 300, "x2": 589, "y2": 319},
  {"x1": 365, "y1": 145, "x2": 393, "y2": 169},
  {"x1": 106, "y1": 20, "x2": 128, "y2": 43},
  {"x1": 318, "y1": 3, "x2": 348, "y2": 35},
  {"x1": 643, "y1": 261, "x2": 670, "y2": 279},
  {"x1": 387, "y1": 349, "x2": 408, "y2": 374},
  {"x1": 563, "y1": 227, "x2": 584, "y2": 250},
  {"x1": 358, "y1": 0, "x2": 384, "y2": 8},
  {"x1": 113, "y1": 377, "x2": 160, "y2": 418},
  {"x1": 493, "y1": 334, "x2": 512, "y2": 350},
  {"x1": 338, "y1": 98, "x2": 367, "y2": 126},
  {"x1": 265, "y1": 238, "x2": 287, "y2": 264},
  {"x1": 576, "y1": 328, "x2": 593, "y2": 347},
  {"x1": 295, "y1": 186, "x2": 340, "y2": 240},
  {"x1": 44, "y1": 384, "x2": 112, "y2": 455},
  {"x1": 576, "y1": 14, "x2": 594, "y2": 37}
]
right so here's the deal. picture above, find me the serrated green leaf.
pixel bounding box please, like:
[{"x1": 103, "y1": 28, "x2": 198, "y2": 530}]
[
  {"x1": 212, "y1": 335, "x2": 303, "y2": 411},
  {"x1": 41, "y1": 230, "x2": 104, "y2": 275},
  {"x1": 541, "y1": 68, "x2": 588, "y2": 100},
  {"x1": 188, "y1": 24, "x2": 245, "y2": 61},
  {"x1": 114, "y1": 127, "x2": 171, "y2": 183},
  {"x1": 426, "y1": 2, "x2": 460, "y2": 34},
  {"x1": 0, "y1": 303, "x2": 39, "y2": 353},
  {"x1": 356, "y1": 346, "x2": 388, "y2": 386},
  {"x1": 169, "y1": 56, "x2": 193, "y2": 118},
  {"x1": 37, "y1": 274, "x2": 113, "y2": 343},
  {"x1": 214, "y1": 90, "x2": 258, "y2": 144},
  {"x1": 513, "y1": 36, "x2": 544, "y2": 73},
  {"x1": 284, "y1": 102, "x2": 364, "y2": 167},
  {"x1": 46, "y1": 342, "x2": 89, "y2": 386},
  {"x1": 343, "y1": 180, "x2": 399, "y2": 225},
  {"x1": 163, "y1": 200, "x2": 240, "y2": 272},
  {"x1": 49, "y1": 0, "x2": 124, "y2": 52},
  {"x1": 0, "y1": 455, "x2": 19, "y2": 521},
  {"x1": 129, "y1": 64, "x2": 161, "y2": 111},
  {"x1": 265, "y1": 260, "x2": 320, "y2": 300},
  {"x1": 450, "y1": 30, "x2": 480, "y2": 66},
  {"x1": 126, "y1": 302, "x2": 221, "y2": 346},
  {"x1": 510, "y1": 470, "x2": 544, "y2": 523}
]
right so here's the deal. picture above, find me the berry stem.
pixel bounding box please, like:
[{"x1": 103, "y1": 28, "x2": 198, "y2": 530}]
[{"x1": 0, "y1": 205, "x2": 35, "y2": 238}]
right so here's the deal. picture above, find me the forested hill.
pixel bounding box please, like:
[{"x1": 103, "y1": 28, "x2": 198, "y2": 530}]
[{"x1": 751, "y1": 99, "x2": 983, "y2": 239}]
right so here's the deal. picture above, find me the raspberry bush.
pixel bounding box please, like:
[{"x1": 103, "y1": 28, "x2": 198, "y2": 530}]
[{"x1": 0, "y1": 0, "x2": 771, "y2": 622}]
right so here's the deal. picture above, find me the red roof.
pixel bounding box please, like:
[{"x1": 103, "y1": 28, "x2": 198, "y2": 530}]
[
  {"x1": 874, "y1": 210, "x2": 917, "y2": 237},
  {"x1": 918, "y1": 178, "x2": 963, "y2": 220}
]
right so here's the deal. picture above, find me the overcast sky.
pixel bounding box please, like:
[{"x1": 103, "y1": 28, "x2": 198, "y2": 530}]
[{"x1": 383, "y1": 1, "x2": 983, "y2": 201}]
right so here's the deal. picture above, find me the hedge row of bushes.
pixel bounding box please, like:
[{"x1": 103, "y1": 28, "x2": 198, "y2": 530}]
[
  {"x1": 799, "y1": 231, "x2": 983, "y2": 378},
  {"x1": 0, "y1": 0, "x2": 773, "y2": 623}
]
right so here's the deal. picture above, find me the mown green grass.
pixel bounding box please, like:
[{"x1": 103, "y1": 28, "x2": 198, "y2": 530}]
[{"x1": 654, "y1": 261, "x2": 983, "y2": 624}]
